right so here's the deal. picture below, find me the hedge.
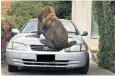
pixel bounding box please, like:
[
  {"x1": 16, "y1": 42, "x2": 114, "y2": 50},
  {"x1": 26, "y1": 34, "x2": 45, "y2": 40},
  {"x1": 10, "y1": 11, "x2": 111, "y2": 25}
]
[{"x1": 93, "y1": 1, "x2": 115, "y2": 72}]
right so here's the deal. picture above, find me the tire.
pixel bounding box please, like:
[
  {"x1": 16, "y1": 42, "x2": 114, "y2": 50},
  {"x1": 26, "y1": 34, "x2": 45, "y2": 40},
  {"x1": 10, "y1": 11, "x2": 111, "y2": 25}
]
[
  {"x1": 8, "y1": 65, "x2": 19, "y2": 72},
  {"x1": 79, "y1": 56, "x2": 89, "y2": 74}
]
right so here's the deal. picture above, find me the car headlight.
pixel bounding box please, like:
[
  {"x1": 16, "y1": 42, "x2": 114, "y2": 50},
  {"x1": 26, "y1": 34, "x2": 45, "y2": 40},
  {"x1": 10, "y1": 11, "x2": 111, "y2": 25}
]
[
  {"x1": 7, "y1": 42, "x2": 26, "y2": 50},
  {"x1": 65, "y1": 44, "x2": 86, "y2": 52}
]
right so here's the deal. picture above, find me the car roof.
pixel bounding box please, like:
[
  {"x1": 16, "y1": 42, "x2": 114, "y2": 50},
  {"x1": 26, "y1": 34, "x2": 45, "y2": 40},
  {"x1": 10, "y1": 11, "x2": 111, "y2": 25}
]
[{"x1": 29, "y1": 18, "x2": 71, "y2": 22}]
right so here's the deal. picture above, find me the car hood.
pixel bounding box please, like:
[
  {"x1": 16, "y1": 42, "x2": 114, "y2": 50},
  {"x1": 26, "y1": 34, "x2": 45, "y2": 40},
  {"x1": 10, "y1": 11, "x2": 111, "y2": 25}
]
[{"x1": 10, "y1": 33, "x2": 84, "y2": 45}]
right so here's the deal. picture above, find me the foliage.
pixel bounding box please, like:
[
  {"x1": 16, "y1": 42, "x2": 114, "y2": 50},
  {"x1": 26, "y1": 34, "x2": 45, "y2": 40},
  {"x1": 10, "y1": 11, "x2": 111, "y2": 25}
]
[
  {"x1": 93, "y1": 1, "x2": 115, "y2": 72},
  {"x1": 36, "y1": 1, "x2": 72, "y2": 19},
  {"x1": 55, "y1": 1, "x2": 72, "y2": 19},
  {"x1": 1, "y1": 20, "x2": 5, "y2": 35},
  {"x1": 8, "y1": 1, "x2": 43, "y2": 18},
  {"x1": 6, "y1": 1, "x2": 71, "y2": 29},
  {"x1": 1, "y1": 15, "x2": 26, "y2": 29}
]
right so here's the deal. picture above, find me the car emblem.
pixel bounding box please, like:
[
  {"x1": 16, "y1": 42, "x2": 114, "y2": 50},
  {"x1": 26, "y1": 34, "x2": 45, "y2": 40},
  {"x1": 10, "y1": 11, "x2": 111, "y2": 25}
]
[{"x1": 43, "y1": 46, "x2": 49, "y2": 50}]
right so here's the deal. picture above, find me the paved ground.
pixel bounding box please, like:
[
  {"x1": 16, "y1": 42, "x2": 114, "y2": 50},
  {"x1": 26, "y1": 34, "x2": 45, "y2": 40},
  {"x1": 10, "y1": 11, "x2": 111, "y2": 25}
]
[
  {"x1": 1, "y1": 50, "x2": 115, "y2": 75},
  {"x1": 1, "y1": 60, "x2": 114, "y2": 75}
]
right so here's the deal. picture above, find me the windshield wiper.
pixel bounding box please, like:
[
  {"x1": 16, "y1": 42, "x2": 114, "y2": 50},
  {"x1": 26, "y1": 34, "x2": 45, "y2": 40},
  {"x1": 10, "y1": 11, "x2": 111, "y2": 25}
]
[
  {"x1": 31, "y1": 31, "x2": 37, "y2": 33},
  {"x1": 68, "y1": 31, "x2": 79, "y2": 35},
  {"x1": 68, "y1": 31, "x2": 76, "y2": 33}
]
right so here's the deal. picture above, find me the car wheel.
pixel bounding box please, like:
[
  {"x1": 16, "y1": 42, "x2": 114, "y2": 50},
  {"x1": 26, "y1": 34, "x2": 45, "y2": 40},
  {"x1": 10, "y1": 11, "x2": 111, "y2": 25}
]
[
  {"x1": 8, "y1": 65, "x2": 19, "y2": 72},
  {"x1": 79, "y1": 56, "x2": 89, "y2": 74}
]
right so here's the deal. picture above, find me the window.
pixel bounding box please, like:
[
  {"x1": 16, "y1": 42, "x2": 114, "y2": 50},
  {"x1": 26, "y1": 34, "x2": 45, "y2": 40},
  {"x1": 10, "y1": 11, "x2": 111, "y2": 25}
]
[{"x1": 91, "y1": 14, "x2": 99, "y2": 39}]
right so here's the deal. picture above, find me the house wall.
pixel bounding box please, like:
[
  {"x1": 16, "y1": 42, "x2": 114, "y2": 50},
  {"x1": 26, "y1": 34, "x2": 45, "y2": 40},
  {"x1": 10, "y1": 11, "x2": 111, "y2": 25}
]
[{"x1": 72, "y1": 1, "x2": 99, "y2": 50}]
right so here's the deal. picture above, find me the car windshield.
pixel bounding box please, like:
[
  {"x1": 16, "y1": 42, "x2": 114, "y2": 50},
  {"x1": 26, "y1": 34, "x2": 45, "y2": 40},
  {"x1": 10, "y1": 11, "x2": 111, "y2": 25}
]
[{"x1": 21, "y1": 19, "x2": 77, "y2": 34}]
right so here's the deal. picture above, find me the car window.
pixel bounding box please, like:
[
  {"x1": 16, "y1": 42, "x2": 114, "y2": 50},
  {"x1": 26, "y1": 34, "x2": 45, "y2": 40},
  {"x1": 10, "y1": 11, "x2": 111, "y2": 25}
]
[
  {"x1": 60, "y1": 20, "x2": 76, "y2": 33},
  {"x1": 21, "y1": 19, "x2": 78, "y2": 34},
  {"x1": 21, "y1": 20, "x2": 38, "y2": 33}
]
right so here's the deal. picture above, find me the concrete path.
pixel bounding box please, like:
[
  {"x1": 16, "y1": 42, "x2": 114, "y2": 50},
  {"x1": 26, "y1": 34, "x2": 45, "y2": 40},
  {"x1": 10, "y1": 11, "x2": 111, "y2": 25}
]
[{"x1": 1, "y1": 60, "x2": 114, "y2": 75}]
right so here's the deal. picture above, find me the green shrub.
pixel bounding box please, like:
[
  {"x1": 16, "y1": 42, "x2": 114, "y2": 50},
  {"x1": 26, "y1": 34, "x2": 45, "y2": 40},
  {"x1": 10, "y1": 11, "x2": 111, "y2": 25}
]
[
  {"x1": 93, "y1": 1, "x2": 115, "y2": 72},
  {"x1": 99, "y1": 51, "x2": 115, "y2": 72}
]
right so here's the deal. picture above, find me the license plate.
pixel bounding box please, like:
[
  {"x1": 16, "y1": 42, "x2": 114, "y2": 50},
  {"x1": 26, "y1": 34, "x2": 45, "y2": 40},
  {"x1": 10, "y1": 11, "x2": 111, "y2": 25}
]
[{"x1": 37, "y1": 55, "x2": 55, "y2": 62}]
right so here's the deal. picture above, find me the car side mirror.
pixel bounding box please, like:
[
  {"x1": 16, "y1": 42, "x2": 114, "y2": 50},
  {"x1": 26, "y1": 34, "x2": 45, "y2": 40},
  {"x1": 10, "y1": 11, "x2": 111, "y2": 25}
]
[
  {"x1": 81, "y1": 31, "x2": 88, "y2": 36},
  {"x1": 11, "y1": 28, "x2": 19, "y2": 36}
]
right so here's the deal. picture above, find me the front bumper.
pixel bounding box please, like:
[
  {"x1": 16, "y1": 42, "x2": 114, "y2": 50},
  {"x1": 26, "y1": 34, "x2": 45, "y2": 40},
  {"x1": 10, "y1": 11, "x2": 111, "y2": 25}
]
[{"x1": 6, "y1": 49, "x2": 89, "y2": 69}]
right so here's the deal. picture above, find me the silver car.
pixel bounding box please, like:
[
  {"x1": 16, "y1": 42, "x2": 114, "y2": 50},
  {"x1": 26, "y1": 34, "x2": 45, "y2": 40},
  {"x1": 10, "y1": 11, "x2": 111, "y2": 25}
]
[{"x1": 6, "y1": 19, "x2": 89, "y2": 74}]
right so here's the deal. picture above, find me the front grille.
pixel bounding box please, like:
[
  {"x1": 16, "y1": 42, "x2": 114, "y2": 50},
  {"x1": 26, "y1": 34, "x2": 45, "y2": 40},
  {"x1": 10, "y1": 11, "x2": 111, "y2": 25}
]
[
  {"x1": 22, "y1": 59, "x2": 69, "y2": 66},
  {"x1": 30, "y1": 45, "x2": 58, "y2": 51}
]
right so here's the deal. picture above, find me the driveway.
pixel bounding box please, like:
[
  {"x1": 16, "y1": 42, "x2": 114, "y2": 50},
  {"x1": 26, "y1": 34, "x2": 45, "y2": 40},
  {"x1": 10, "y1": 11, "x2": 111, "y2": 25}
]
[{"x1": 1, "y1": 50, "x2": 114, "y2": 75}]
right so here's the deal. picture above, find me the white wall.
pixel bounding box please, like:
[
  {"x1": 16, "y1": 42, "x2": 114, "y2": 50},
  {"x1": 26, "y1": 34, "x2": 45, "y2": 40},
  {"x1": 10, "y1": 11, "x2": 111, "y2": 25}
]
[
  {"x1": 72, "y1": 1, "x2": 92, "y2": 37},
  {"x1": 72, "y1": 0, "x2": 99, "y2": 50}
]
